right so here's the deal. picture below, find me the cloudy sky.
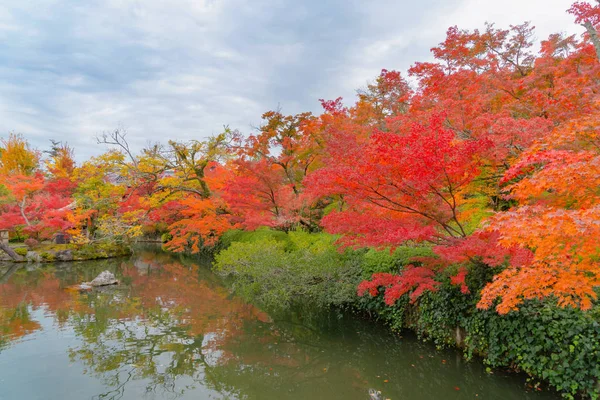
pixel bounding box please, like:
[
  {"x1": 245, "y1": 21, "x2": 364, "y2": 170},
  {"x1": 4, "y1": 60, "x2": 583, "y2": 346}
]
[{"x1": 0, "y1": 0, "x2": 583, "y2": 160}]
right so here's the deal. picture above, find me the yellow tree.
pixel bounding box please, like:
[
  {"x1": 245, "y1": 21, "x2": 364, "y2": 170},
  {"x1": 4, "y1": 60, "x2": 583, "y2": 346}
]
[
  {"x1": 0, "y1": 133, "x2": 40, "y2": 177},
  {"x1": 68, "y1": 151, "x2": 131, "y2": 243}
]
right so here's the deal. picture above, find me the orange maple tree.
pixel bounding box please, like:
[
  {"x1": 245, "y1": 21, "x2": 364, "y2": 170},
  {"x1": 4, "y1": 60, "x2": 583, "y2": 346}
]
[{"x1": 478, "y1": 107, "x2": 600, "y2": 313}]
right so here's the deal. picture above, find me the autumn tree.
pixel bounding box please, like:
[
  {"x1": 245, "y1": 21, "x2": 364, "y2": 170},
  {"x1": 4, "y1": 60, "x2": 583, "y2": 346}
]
[
  {"x1": 44, "y1": 140, "x2": 76, "y2": 180},
  {"x1": 0, "y1": 137, "x2": 74, "y2": 258},
  {"x1": 306, "y1": 113, "x2": 484, "y2": 249},
  {"x1": 225, "y1": 110, "x2": 325, "y2": 230},
  {"x1": 407, "y1": 21, "x2": 599, "y2": 210},
  {"x1": 569, "y1": 0, "x2": 600, "y2": 59},
  {"x1": 96, "y1": 129, "x2": 237, "y2": 252},
  {"x1": 355, "y1": 69, "x2": 411, "y2": 128},
  {"x1": 477, "y1": 110, "x2": 600, "y2": 314},
  {"x1": 0, "y1": 133, "x2": 40, "y2": 177},
  {"x1": 0, "y1": 136, "x2": 72, "y2": 236},
  {"x1": 319, "y1": 6, "x2": 600, "y2": 311},
  {"x1": 223, "y1": 159, "x2": 297, "y2": 230}
]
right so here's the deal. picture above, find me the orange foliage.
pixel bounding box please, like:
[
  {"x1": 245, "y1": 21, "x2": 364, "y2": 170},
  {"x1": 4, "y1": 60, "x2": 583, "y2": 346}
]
[
  {"x1": 479, "y1": 108, "x2": 600, "y2": 313},
  {"x1": 164, "y1": 195, "x2": 235, "y2": 252}
]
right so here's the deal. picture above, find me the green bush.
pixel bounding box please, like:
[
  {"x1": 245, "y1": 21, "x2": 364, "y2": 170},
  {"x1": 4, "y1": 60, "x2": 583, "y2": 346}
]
[
  {"x1": 477, "y1": 303, "x2": 600, "y2": 399},
  {"x1": 360, "y1": 248, "x2": 398, "y2": 277},
  {"x1": 360, "y1": 246, "x2": 436, "y2": 278},
  {"x1": 72, "y1": 243, "x2": 130, "y2": 260},
  {"x1": 213, "y1": 230, "x2": 363, "y2": 312},
  {"x1": 219, "y1": 227, "x2": 291, "y2": 249},
  {"x1": 14, "y1": 247, "x2": 28, "y2": 257},
  {"x1": 39, "y1": 251, "x2": 56, "y2": 261},
  {"x1": 160, "y1": 232, "x2": 173, "y2": 243}
]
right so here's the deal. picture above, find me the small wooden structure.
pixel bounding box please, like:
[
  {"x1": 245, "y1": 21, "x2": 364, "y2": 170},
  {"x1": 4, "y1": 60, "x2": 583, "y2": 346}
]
[
  {"x1": 0, "y1": 230, "x2": 8, "y2": 245},
  {"x1": 53, "y1": 232, "x2": 70, "y2": 244}
]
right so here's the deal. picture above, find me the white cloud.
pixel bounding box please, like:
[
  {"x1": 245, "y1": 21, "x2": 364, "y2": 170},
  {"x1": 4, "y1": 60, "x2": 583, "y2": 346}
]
[{"x1": 0, "y1": 0, "x2": 587, "y2": 160}]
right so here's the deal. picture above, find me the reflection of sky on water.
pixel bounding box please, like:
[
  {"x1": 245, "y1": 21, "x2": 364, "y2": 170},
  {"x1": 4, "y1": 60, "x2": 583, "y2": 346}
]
[
  {"x1": 202, "y1": 332, "x2": 226, "y2": 367},
  {"x1": 0, "y1": 308, "x2": 106, "y2": 400}
]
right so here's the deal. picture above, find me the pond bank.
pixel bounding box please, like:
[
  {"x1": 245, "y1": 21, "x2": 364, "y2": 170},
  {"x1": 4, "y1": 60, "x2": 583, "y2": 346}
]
[{"x1": 0, "y1": 242, "x2": 131, "y2": 263}]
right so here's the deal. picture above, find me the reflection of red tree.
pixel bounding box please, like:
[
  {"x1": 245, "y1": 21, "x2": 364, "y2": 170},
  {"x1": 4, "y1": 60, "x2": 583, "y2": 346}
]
[
  {"x1": 0, "y1": 255, "x2": 272, "y2": 362},
  {"x1": 1, "y1": 255, "x2": 323, "y2": 374},
  {"x1": 122, "y1": 255, "x2": 272, "y2": 363},
  {"x1": 0, "y1": 269, "x2": 89, "y2": 342},
  {"x1": 122, "y1": 255, "x2": 330, "y2": 372},
  {"x1": 0, "y1": 256, "x2": 370, "y2": 398},
  {"x1": 0, "y1": 306, "x2": 41, "y2": 342}
]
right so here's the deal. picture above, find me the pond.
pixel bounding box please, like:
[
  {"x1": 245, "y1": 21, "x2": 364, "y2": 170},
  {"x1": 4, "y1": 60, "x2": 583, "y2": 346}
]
[{"x1": 0, "y1": 248, "x2": 559, "y2": 400}]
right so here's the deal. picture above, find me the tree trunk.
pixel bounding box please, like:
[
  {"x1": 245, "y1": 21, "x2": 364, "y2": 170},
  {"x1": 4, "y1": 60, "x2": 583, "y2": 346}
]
[
  {"x1": 20, "y1": 198, "x2": 31, "y2": 227},
  {"x1": 0, "y1": 242, "x2": 24, "y2": 262},
  {"x1": 584, "y1": 21, "x2": 600, "y2": 61}
]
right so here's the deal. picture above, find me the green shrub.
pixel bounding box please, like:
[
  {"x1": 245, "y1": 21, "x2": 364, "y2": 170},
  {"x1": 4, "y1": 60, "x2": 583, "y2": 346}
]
[
  {"x1": 39, "y1": 251, "x2": 56, "y2": 261},
  {"x1": 479, "y1": 302, "x2": 600, "y2": 399},
  {"x1": 72, "y1": 243, "x2": 130, "y2": 260},
  {"x1": 219, "y1": 227, "x2": 290, "y2": 249},
  {"x1": 360, "y1": 246, "x2": 436, "y2": 278},
  {"x1": 360, "y1": 248, "x2": 398, "y2": 277},
  {"x1": 214, "y1": 230, "x2": 362, "y2": 312},
  {"x1": 14, "y1": 247, "x2": 28, "y2": 257}
]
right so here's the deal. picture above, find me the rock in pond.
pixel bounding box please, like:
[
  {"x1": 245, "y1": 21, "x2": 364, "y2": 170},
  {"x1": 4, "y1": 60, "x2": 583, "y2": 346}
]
[
  {"x1": 89, "y1": 270, "x2": 119, "y2": 287},
  {"x1": 63, "y1": 270, "x2": 118, "y2": 293}
]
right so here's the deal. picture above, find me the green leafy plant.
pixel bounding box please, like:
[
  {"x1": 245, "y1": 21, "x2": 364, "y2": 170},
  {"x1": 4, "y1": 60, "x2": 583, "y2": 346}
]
[{"x1": 214, "y1": 230, "x2": 362, "y2": 312}]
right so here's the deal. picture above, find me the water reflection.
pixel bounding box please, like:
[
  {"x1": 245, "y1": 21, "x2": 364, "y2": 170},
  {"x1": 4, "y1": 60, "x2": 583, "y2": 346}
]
[{"x1": 0, "y1": 249, "x2": 559, "y2": 400}]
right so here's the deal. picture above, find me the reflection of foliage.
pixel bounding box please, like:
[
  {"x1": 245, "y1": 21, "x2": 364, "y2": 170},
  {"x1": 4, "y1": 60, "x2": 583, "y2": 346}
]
[
  {"x1": 54, "y1": 253, "x2": 266, "y2": 398},
  {"x1": 0, "y1": 250, "x2": 551, "y2": 400},
  {"x1": 0, "y1": 302, "x2": 41, "y2": 351},
  {"x1": 0, "y1": 264, "x2": 74, "y2": 348},
  {"x1": 67, "y1": 307, "x2": 212, "y2": 399}
]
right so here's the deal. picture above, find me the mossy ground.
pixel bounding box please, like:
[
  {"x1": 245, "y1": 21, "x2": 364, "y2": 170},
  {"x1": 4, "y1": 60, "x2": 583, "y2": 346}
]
[{"x1": 2, "y1": 242, "x2": 131, "y2": 263}]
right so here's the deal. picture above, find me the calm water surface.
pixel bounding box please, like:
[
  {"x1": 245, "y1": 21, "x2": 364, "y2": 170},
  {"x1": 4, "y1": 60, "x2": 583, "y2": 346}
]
[{"x1": 0, "y1": 248, "x2": 559, "y2": 400}]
